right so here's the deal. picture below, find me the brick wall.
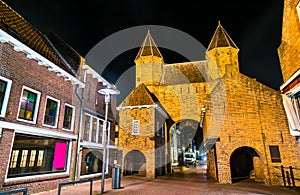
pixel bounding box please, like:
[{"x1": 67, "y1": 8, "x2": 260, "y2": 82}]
[
  {"x1": 278, "y1": 0, "x2": 300, "y2": 81},
  {"x1": 0, "y1": 42, "x2": 78, "y2": 193},
  {"x1": 213, "y1": 73, "x2": 300, "y2": 185}
]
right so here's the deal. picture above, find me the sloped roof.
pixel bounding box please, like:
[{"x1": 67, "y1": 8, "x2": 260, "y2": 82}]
[
  {"x1": 161, "y1": 61, "x2": 210, "y2": 85},
  {"x1": 44, "y1": 30, "x2": 82, "y2": 74},
  {"x1": 120, "y1": 83, "x2": 158, "y2": 107},
  {"x1": 207, "y1": 22, "x2": 238, "y2": 51},
  {"x1": 134, "y1": 30, "x2": 163, "y2": 62},
  {"x1": 0, "y1": 0, "x2": 78, "y2": 75}
]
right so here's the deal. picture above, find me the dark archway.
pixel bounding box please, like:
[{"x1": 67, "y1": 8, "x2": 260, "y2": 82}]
[
  {"x1": 84, "y1": 151, "x2": 102, "y2": 174},
  {"x1": 230, "y1": 147, "x2": 260, "y2": 183},
  {"x1": 170, "y1": 120, "x2": 203, "y2": 166},
  {"x1": 124, "y1": 150, "x2": 146, "y2": 176}
]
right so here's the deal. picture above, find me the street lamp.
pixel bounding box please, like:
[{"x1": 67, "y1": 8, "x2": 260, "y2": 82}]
[{"x1": 98, "y1": 87, "x2": 119, "y2": 194}]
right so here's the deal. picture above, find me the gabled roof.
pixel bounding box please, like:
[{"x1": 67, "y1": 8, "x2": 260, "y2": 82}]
[
  {"x1": 134, "y1": 30, "x2": 163, "y2": 63},
  {"x1": 207, "y1": 21, "x2": 238, "y2": 51},
  {"x1": 118, "y1": 83, "x2": 169, "y2": 118},
  {"x1": 120, "y1": 83, "x2": 157, "y2": 107},
  {"x1": 0, "y1": 0, "x2": 78, "y2": 75}
]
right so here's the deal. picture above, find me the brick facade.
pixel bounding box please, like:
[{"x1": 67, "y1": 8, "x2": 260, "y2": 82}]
[
  {"x1": 277, "y1": 0, "x2": 300, "y2": 186},
  {"x1": 0, "y1": 1, "x2": 119, "y2": 194},
  {"x1": 0, "y1": 41, "x2": 79, "y2": 193},
  {"x1": 278, "y1": 0, "x2": 300, "y2": 82}
]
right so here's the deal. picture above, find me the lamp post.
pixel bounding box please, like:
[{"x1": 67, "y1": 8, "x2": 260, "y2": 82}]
[{"x1": 98, "y1": 87, "x2": 119, "y2": 194}]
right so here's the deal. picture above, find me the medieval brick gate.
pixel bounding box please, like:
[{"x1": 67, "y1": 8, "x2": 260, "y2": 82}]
[{"x1": 116, "y1": 23, "x2": 300, "y2": 185}]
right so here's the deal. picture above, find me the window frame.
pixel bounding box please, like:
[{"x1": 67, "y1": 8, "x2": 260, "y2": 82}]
[
  {"x1": 42, "y1": 96, "x2": 60, "y2": 128},
  {"x1": 132, "y1": 120, "x2": 140, "y2": 135},
  {"x1": 269, "y1": 145, "x2": 281, "y2": 163},
  {"x1": 62, "y1": 103, "x2": 75, "y2": 131},
  {"x1": 17, "y1": 86, "x2": 41, "y2": 124},
  {"x1": 83, "y1": 113, "x2": 108, "y2": 144},
  {"x1": 7, "y1": 134, "x2": 71, "y2": 179},
  {"x1": 0, "y1": 76, "x2": 12, "y2": 117}
]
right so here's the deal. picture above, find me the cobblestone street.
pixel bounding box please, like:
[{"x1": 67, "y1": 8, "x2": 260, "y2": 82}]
[{"x1": 33, "y1": 166, "x2": 300, "y2": 195}]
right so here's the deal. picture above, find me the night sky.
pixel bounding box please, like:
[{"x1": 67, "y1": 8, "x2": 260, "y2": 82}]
[{"x1": 4, "y1": 0, "x2": 284, "y2": 92}]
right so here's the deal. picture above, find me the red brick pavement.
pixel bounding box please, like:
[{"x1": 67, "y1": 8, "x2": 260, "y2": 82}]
[{"x1": 32, "y1": 167, "x2": 300, "y2": 195}]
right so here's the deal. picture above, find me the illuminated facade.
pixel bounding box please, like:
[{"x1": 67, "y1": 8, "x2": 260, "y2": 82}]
[{"x1": 117, "y1": 24, "x2": 300, "y2": 185}]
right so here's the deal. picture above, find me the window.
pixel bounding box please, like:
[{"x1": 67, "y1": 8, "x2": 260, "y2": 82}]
[
  {"x1": 10, "y1": 150, "x2": 19, "y2": 168},
  {"x1": 62, "y1": 104, "x2": 75, "y2": 131},
  {"x1": 43, "y1": 96, "x2": 60, "y2": 127},
  {"x1": 282, "y1": 93, "x2": 300, "y2": 135},
  {"x1": 8, "y1": 134, "x2": 69, "y2": 178},
  {"x1": 91, "y1": 118, "x2": 97, "y2": 142},
  {"x1": 0, "y1": 76, "x2": 12, "y2": 117},
  {"x1": 269, "y1": 146, "x2": 281, "y2": 163},
  {"x1": 17, "y1": 86, "x2": 41, "y2": 123},
  {"x1": 83, "y1": 113, "x2": 107, "y2": 144},
  {"x1": 132, "y1": 120, "x2": 140, "y2": 135},
  {"x1": 80, "y1": 148, "x2": 103, "y2": 175},
  {"x1": 84, "y1": 115, "x2": 91, "y2": 141}
]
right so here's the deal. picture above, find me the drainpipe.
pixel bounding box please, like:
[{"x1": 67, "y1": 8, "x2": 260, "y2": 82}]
[{"x1": 72, "y1": 69, "x2": 86, "y2": 181}]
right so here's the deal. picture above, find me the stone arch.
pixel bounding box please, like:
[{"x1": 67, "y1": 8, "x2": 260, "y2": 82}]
[
  {"x1": 169, "y1": 119, "x2": 203, "y2": 166},
  {"x1": 230, "y1": 146, "x2": 264, "y2": 183},
  {"x1": 123, "y1": 150, "x2": 146, "y2": 176}
]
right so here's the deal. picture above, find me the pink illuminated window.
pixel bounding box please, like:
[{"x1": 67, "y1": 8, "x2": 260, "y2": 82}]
[{"x1": 53, "y1": 142, "x2": 67, "y2": 169}]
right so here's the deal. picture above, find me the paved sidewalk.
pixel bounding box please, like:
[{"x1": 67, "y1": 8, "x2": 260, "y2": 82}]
[{"x1": 33, "y1": 167, "x2": 300, "y2": 195}]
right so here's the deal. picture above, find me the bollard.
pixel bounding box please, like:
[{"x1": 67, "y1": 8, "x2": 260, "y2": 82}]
[
  {"x1": 281, "y1": 165, "x2": 286, "y2": 187},
  {"x1": 112, "y1": 164, "x2": 121, "y2": 189},
  {"x1": 289, "y1": 166, "x2": 295, "y2": 188},
  {"x1": 286, "y1": 171, "x2": 291, "y2": 188}
]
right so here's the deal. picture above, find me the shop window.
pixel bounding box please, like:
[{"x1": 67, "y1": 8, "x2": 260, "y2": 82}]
[
  {"x1": 43, "y1": 96, "x2": 60, "y2": 127},
  {"x1": 0, "y1": 76, "x2": 12, "y2": 117},
  {"x1": 8, "y1": 134, "x2": 69, "y2": 178},
  {"x1": 17, "y1": 86, "x2": 41, "y2": 123},
  {"x1": 269, "y1": 145, "x2": 281, "y2": 163},
  {"x1": 62, "y1": 104, "x2": 75, "y2": 131},
  {"x1": 80, "y1": 148, "x2": 103, "y2": 175}
]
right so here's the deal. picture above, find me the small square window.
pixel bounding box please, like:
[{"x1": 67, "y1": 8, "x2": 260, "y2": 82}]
[
  {"x1": 269, "y1": 146, "x2": 281, "y2": 163},
  {"x1": 62, "y1": 104, "x2": 75, "y2": 131},
  {"x1": 0, "y1": 76, "x2": 12, "y2": 117},
  {"x1": 43, "y1": 96, "x2": 60, "y2": 127},
  {"x1": 17, "y1": 86, "x2": 41, "y2": 123}
]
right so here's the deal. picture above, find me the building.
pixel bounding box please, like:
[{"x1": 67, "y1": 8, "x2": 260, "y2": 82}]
[
  {"x1": 77, "y1": 64, "x2": 119, "y2": 180},
  {"x1": 0, "y1": 1, "x2": 119, "y2": 193},
  {"x1": 278, "y1": 1, "x2": 300, "y2": 139},
  {"x1": 117, "y1": 23, "x2": 300, "y2": 185}
]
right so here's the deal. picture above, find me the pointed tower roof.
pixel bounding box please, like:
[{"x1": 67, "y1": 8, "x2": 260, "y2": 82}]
[
  {"x1": 207, "y1": 21, "x2": 239, "y2": 51},
  {"x1": 134, "y1": 30, "x2": 163, "y2": 64}
]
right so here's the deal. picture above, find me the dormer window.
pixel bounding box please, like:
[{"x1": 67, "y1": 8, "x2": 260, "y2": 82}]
[
  {"x1": 8, "y1": 27, "x2": 20, "y2": 39},
  {"x1": 1, "y1": 20, "x2": 21, "y2": 40}
]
